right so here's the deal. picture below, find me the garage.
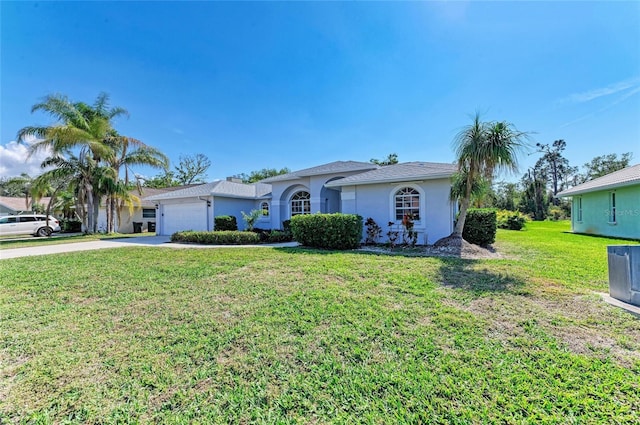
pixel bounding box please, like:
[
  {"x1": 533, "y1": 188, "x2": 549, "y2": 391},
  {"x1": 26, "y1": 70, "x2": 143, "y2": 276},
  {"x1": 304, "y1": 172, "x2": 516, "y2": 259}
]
[{"x1": 159, "y1": 201, "x2": 209, "y2": 236}]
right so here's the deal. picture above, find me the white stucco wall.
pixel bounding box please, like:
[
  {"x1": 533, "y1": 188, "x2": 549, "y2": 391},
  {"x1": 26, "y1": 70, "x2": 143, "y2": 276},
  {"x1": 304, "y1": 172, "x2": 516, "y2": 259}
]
[
  {"x1": 97, "y1": 206, "x2": 158, "y2": 233},
  {"x1": 342, "y1": 178, "x2": 454, "y2": 244}
]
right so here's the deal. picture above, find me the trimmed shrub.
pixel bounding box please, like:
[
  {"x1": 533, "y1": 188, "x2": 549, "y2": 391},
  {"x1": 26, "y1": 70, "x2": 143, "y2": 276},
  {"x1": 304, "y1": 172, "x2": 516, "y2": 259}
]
[
  {"x1": 61, "y1": 219, "x2": 82, "y2": 233},
  {"x1": 171, "y1": 230, "x2": 259, "y2": 245},
  {"x1": 266, "y1": 230, "x2": 293, "y2": 243},
  {"x1": 290, "y1": 213, "x2": 363, "y2": 250},
  {"x1": 282, "y1": 220, "x2": 291, "y2": 233},
  {"x1": 462, "y1": 209, "x2": 497, "y2": 246},
  {"x1": 214, "y1": 215, "x2": 237, "y2": 231},
  {"x1": 496, "y1": 209, "x2": 528, "y2": 230}
]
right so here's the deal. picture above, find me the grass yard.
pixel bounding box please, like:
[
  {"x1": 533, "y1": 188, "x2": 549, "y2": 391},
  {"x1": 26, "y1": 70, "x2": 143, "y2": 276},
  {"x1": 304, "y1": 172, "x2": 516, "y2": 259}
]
[
  {"x1": 1, "y1": 221, "x2": 639, "y2": 423},
  {"x1": 0, "y1": 232, "x2": 157, "y2": 251}
]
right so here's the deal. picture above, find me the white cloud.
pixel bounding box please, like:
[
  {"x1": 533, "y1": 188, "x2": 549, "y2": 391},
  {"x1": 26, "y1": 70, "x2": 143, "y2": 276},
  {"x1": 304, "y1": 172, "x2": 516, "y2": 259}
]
[
  {"x1": 558, "y1": 77, "x2": 640, "y2": 104},
  {"x1": 560, "y1": 85, "x2": 640, "y2": 128},
  {"x1": 0, "y1": 135, "x2": 52, "y2": 178}
]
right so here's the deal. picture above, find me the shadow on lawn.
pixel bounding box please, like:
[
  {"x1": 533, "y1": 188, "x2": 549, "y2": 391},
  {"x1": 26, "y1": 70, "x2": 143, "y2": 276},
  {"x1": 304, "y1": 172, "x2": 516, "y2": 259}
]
[
  {"x1": 275, "y1": 247, "x2": 527, "y2": 295},
  {"x1": 435, "y1": 257, "x2": 526, "y2": 295}
]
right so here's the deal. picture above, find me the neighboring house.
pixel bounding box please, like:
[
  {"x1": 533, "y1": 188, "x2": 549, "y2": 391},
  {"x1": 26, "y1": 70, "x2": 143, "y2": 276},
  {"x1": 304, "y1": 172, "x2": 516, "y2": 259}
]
[
  {"x1": 146, "y1": 160, "x2": 458, "y2": 244},
  {"x1": 0, "y1": 196, "x2": 52, "y2": 216},
  {"x1": 96, "y1": 186, "x2": 197, "y2": 233},
  {"x1": 557, "y1": 164, "x2": 640, "y2": 240}
]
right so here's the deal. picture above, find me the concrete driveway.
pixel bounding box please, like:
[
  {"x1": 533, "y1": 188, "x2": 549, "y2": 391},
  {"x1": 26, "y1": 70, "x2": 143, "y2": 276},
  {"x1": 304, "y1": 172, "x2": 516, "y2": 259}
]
[{"x1": 0, "y1": 236, "x2": 298, "y2": 260}]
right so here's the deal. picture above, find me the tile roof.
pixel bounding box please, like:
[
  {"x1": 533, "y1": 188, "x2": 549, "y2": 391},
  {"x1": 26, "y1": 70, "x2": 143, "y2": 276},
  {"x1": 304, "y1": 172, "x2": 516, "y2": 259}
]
[
  {"x1": 324, "y1": 162, "x2": 457, "y2": 187},
  {"x1": 557, "y1": 164, "x2": 640, "y2": 197},
  {"x1": 0, "y1": 196, "x2": 52, "y2": 212},
  {"x1": 144, "y1": 181, "x2": 272, "y2": 201},
  {"x1": 259, "y1": 161, "x2": 379, "y2": 183}
]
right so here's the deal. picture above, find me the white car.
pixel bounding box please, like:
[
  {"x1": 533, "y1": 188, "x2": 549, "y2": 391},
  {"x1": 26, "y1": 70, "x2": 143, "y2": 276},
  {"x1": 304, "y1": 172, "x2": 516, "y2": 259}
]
[{"x1": 0, "y1": 214, "x2": 62, "y2": 237}]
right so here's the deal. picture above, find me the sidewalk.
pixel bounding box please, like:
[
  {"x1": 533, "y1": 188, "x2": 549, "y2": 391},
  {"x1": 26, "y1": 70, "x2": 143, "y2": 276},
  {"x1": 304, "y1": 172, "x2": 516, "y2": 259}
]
[{"x1": 0, "y1": 236, "x2": 298, "y2": 260}]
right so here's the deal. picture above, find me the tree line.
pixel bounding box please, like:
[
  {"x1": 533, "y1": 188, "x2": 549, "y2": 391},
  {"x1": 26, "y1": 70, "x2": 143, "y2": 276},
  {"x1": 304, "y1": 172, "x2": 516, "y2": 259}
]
[{"x1": 490, "y1": 146, "x2": 631, "y2": 220}]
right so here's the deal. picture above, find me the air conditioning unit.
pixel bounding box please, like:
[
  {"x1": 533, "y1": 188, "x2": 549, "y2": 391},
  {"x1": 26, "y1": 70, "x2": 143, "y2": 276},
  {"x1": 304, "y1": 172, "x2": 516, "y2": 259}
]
[{"x1": 607, "y1": 245, "x2": 640, "y2": 306}]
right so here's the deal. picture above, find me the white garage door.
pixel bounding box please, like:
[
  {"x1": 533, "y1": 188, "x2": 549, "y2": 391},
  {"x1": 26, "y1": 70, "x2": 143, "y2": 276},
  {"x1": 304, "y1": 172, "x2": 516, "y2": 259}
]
[{"x1": 161, "y1": 202, "x2": 208, "y2": 235}]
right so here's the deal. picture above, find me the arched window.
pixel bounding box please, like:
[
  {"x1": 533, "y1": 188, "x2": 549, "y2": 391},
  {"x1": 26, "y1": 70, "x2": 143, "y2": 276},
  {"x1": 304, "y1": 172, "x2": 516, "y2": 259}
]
[
  {"x1": 291, "y1": 191, "x2": 311, "y2": 216},
  {"x1": 395, "y1": 187, "x2": 420, "y2": 220},
  {"x1": 260, "y1": 201, "x2": 270, "y2": 217}
]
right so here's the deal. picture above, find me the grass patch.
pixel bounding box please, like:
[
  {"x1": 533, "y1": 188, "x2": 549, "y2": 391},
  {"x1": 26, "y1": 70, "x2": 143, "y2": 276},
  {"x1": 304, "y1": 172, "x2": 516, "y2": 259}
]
[
  {"x1": 0, "y1": 232, "x2": 156, "y2": 250},
  {"x1": 1, "y1": 221, "x2": 638, "y2": 423}
]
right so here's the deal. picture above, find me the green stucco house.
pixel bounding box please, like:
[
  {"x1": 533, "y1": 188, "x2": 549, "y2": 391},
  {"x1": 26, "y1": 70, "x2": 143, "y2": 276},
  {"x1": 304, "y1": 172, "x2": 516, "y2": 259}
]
[{"x1": 558, "y1": 164, "x2": 640, "y2": 240}]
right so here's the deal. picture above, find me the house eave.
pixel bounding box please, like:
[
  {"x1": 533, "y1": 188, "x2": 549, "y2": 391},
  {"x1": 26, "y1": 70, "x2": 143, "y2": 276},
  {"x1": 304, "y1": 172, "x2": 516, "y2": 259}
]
[
  {"x1": 144, "y1": 193, "x2": 212, "y2": 202},
  {"x1": 325, "y1": 172, "x2": 454, "y2": 188},
  {"x1": 146, "y1": 193, "x2": 273, "y2": 202},
  {"x1": 212, "y1": 193, "x2": 272, "y2": 200},
  {"x1": 557, "y1": 181, "x2": 640, "y2": 197}
]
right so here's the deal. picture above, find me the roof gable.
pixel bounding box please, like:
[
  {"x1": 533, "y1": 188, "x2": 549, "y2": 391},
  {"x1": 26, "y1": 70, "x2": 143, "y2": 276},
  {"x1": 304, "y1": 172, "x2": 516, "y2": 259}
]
[
  {"x1": 557, "y1": 164, "x2": 640, "y2": 197},
  {"x1": 143, "y1": 181, "x2": 272, "y2": 201},
  {"x1": 259, "y1": 161, "x2": 379, "y2": 183},
  {"x1": 324, "y1": 162, "x2": 457, "y2": 187}
]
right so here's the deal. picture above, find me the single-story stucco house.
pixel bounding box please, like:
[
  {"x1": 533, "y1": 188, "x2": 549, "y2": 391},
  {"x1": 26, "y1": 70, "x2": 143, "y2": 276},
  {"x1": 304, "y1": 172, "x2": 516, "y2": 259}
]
[
  {"x1": 145, "y1": 160, "x2": 458, "y2": 244},
  {"x1": 557, "y1": 164, "x2": 640, "y2": 240}
]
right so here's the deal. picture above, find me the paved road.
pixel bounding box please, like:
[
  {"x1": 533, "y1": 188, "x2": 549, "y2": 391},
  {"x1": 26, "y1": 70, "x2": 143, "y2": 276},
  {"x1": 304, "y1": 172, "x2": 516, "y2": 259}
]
[{"x1": 0, "y1": 236, "x2": 298, "y2": 260}]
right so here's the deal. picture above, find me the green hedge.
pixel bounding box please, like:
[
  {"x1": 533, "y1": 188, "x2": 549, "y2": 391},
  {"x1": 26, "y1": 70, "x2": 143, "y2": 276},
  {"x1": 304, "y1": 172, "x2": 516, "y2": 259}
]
[
  {"x1": 290, "y1": 213, "x2": 363, "y2": 250},
  {"x1": 266, "y1": 230, "x2": 293, "y2": 243},
  {"x1": 171, "y1": 230, "x2": 259, "y2": 245},
  {"x1": 214, "y1": 215, "x2": 237, "y2": 231},
  {"x1": 496, "y1": 209, "x2": 528, "y2": 230},
  {"x1": 462, "y1": 209, "x2": 497, "y2": 246},
  {"x1": 253, "y1": 228, "x2": 293, "y2": 243}
]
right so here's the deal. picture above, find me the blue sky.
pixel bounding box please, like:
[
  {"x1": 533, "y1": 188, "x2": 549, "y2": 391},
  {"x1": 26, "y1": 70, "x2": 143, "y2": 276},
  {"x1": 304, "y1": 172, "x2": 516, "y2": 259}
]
[{"x1": 1, "y1": 1, "x2": 638, "y2": 181}]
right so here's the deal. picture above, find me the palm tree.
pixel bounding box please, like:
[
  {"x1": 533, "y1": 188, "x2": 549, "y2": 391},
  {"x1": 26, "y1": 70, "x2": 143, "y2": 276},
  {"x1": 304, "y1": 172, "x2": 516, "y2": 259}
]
[
  {"x1": 1, "y1": 173, "x2": 34, "y2": 211},
  {"x1": 31, "y1": 151, "x2": 100, "y2": 232},
  {"x1": 443, "y1": 113, "x2": 529, "y2": 244},
  {"x1": 17, "y1": 93, "x2": 127, "y2": 233},
  {"x1": 103, "y1": 136, "x2": 168, "y2": 232}
]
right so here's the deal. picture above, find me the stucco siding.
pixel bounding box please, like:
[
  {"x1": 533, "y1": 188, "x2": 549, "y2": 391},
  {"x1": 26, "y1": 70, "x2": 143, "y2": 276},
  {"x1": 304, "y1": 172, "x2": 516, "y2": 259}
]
[
  {"x1": 212, "y1": 197, "x2": 256, "y2": 231},
  {"x1": 269, "y1": 170, "x2": 373, "y2": 229},
  {"x1": 96, "y1": 206, "x2": 157, "y2": 233},
  {"x1": 254, "y1": 200, "x2": 273, "y2": 230},
  {"x1": 572, "y1": 185, "x2": 640, "y2": 239},
  {"x1": 349, "y1": 178, "x2": 454, "y2": 244}
]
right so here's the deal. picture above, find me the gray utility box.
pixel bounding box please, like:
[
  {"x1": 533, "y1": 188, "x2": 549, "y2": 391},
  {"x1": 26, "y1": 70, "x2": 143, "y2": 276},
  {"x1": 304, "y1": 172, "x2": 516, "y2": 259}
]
[{"x1": 607, "y1": 245, "x2": 640, "y2": 306}]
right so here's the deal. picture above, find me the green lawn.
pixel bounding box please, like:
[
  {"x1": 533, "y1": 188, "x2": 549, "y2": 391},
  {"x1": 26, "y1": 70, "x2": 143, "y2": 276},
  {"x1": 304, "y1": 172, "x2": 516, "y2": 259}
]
[
  {"x1": 1, "y1": 221, "x2": 638, "y2": 423},
  {"x1": 0, "y1": 232, "x2": 156, "y2": 250}
]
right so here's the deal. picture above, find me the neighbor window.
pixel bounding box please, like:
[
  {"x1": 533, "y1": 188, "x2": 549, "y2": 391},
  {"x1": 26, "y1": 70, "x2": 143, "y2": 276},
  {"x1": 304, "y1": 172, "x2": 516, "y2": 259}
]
[
  {"x1": 395, "y1": 187, "x2": 420, "y2": 221},
  {"x1": 291, "y1": 191, "x2": 311, "y2": 216},
  {"x1": 576, "y1": 197, "x2": 582, "y2": 222},
  {"x1": 260, "y1": 201, "x2": 270, "y2": 216},
  {"x1": 609, "y1": 192, "x2": 616, "y2": 223},
  {"x1": 142, "y1": 208, "x2": 156, "y2": 219}
]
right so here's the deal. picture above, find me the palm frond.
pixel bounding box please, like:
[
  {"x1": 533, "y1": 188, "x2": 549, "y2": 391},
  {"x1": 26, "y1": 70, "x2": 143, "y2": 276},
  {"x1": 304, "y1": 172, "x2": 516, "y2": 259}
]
[
  {"x1": 31, "y1": 94, "x2": 88, "y2": 130},
  {"x1": 16, "y1": 126, "x2": 50, "y2": 142}
]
